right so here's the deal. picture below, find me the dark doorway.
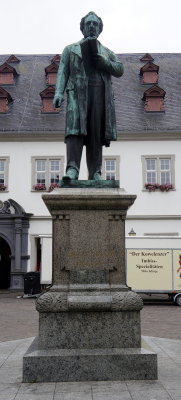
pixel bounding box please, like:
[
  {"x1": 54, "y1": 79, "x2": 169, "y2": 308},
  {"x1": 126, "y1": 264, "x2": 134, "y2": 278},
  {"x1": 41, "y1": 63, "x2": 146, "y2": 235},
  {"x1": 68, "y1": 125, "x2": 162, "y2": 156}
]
[
  {"x1": 0, "y1": 237, "x2": 11, "y2": 289},
  {"x1": 35, "y1": 237, "x2": 41, "y2": 272}
]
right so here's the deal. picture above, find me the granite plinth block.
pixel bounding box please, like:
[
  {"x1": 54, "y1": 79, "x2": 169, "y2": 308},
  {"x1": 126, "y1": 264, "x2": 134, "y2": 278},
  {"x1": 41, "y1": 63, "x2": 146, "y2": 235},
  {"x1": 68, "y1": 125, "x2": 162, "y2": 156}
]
[
  {"x1": 23, "y1": 337, "x2": 157, "y2": 382},
  {"x1": 23, "y1": 186, "x2": 157, "y2": 381},
  {"x1": 38, "y1": 310, "x2": 141, "y2": 349},
  {"x1": 36, "y1": 285, "x2": 143, "y2": 313},
  {"x1": 42, "y1": 188, "x2": 136, "y2": 286}
]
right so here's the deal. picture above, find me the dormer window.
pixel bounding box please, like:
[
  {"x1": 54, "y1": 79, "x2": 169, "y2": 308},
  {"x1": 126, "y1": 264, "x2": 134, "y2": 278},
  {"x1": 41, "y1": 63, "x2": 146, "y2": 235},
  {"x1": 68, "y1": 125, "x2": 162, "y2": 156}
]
[
  {"x1": 40, "y1": 86, "x2": 59, "y2": 113},
  {"x1": 140, "y1": 53, "x2": 154, "y2": 62},
  {"x1": 45, "y1": 63, "x2": 58, "y2": 85},
  {"x1": 51, "y1": 54, "x2": 61, "y2": 64},
  {"x1": 142, "y1": 85, "x2": 166, "y2": 112},
  {"x1": 0, "y1": 87, "x2": 13, "y2": 113},
  {"x1": 6, "y1": 55, "x2": 20, "y2": 63},
  {"x1": 0, "y1": 63, "x2": 18, "y2": 85},
  {"x1": 140, "y1": 62, "x2": 159, "y2": 84}
]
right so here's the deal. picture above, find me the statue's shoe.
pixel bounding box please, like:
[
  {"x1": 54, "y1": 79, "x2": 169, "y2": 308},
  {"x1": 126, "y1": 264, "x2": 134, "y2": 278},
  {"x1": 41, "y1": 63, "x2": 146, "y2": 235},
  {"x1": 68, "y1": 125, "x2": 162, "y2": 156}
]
[
  {"x1": 62, "y1": 168, "x2": 78, "y2": 181},
  {"x1": 93, "y1": 172, "x2": 102, "y2": 181}
]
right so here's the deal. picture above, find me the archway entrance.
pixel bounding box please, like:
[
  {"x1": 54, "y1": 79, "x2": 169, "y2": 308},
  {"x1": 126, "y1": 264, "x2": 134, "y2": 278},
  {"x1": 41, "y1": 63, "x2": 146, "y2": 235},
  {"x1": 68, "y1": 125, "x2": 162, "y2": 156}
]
[{"x1": 0, "y1": 237, "x2": 11, "y2": 289}]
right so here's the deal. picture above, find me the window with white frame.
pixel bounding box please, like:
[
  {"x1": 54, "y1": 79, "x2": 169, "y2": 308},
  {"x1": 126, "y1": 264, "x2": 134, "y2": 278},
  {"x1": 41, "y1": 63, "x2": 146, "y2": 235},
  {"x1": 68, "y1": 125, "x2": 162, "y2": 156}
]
[
  {"x1": 49, "y1": 159, "x2": 61, "y2": 184},
  {"x1": 102, "y1": 156, "x2": 120, "y2": 180},
  {"x1": 142, "y1": 155, "x2": 175, "y2": 188},
  {"x1": 0, "y1": 158, "x2": 9, "y2": 190},
  {"x1": 32, "y1": 156, "x2": 64, "y2": 190},
  {"x1": 36, "y1": 160, "x2": 46, "y2": 185}
]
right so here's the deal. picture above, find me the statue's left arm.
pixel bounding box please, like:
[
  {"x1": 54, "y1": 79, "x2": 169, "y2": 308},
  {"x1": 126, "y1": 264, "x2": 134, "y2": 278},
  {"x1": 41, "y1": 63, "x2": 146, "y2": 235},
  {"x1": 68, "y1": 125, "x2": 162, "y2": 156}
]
[
  {"x1": 93, "y1": 50, "x2": 124, "y2": 78},
  {"x1": 53, "y1": 46, "x2": 70, "y2": 108}
]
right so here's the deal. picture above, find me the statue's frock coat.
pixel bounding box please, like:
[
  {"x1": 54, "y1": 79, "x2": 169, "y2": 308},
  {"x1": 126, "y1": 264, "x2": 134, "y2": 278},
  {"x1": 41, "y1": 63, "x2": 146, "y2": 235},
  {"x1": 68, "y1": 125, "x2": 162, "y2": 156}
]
[{"x1": 55, "y1": 40, "x2": 124, "y2": 143}]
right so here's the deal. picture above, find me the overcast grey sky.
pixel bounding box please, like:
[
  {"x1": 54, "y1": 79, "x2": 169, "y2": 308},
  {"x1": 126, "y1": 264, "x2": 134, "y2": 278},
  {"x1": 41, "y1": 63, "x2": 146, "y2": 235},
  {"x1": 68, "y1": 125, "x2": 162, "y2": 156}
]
[{"x1": 1, "y1": 0, "x2": 181, "y2": 54}]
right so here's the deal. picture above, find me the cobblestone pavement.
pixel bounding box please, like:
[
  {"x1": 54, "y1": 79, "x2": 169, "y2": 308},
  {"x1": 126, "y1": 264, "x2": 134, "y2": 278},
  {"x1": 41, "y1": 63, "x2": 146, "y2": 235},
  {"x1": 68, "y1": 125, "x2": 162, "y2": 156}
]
[{"x1": 0, "y1": 292, "x2": 180, "y2": 341}]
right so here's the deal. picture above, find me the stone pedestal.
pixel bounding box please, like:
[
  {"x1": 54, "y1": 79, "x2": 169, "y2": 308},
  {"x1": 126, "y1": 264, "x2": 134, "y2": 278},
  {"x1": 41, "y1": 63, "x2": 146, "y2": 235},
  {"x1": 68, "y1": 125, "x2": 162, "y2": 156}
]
[{"x1": 23, "y1": 185, "x2": 157, "y2": 382}]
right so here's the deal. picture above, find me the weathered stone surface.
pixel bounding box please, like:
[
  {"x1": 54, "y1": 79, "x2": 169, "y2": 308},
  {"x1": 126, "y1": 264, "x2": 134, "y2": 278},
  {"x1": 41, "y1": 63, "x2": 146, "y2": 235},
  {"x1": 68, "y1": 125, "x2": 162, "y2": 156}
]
[
  {"x1": 23, "y1": 337, "x2": 157, "y2": 382},
  {"x1": 36, "y1": 291, "x2": 68, "y2": 313},
  {"x1": 42, "y1": 188, "x2": 136, "y2": 286},
  {"x1": 111, "y1": 291, "x2": 143, "y2": 310},
  {"x1": 42, "y1": 187, "x2": 136, "y2": 211},
  {"x1": 38, "y1": 309, "x2": 141, "y2": 349},
  {"x1": 36, "y1": 287, "x2": 143, "y2": 312},
  {"x1": 23, "y1": 187, "x2": 157, "y2": 382},
  {"x1": 69, "y1": 269, "x2": 108, "y2": 284}
]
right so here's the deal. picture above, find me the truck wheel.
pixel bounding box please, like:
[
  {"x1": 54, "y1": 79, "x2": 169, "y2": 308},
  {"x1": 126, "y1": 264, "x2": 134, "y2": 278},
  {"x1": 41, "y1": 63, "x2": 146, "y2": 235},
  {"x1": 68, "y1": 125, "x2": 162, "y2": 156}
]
[{"x1": 175, "y1": 295, "x2": 181, "y2": 306}]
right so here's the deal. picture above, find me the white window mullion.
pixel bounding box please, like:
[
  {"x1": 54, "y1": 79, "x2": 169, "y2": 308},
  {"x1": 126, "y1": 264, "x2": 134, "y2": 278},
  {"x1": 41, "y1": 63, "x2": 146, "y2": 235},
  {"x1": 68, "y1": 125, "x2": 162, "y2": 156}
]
[
  {"x1": 156, "y1": 157, "x2": 159, "y2": 184},
  {"x1": 49, "y1": 159, "x2": 60, "y2": 185},
  {"x1": 160, "y1": 158, "x2": 171, "y2": 184},
  {"x1": 36, "y1": 160, "x2": 46, "y2": 185},
  {"x1": 146, "y1": 158, "x2": 156, "y2": 184}
]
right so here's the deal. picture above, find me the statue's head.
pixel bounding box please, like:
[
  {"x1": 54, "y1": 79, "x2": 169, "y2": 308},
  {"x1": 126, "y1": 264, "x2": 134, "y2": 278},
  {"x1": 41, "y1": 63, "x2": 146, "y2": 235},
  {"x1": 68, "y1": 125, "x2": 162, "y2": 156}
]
[{"x1": 80, "y1": 11, "x2": 103, "y2": 39}]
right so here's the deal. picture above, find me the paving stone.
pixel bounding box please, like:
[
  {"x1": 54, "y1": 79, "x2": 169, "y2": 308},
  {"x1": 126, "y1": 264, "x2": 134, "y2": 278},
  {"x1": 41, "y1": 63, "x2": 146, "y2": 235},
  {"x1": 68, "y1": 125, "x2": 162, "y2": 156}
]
[
  {"x1": 55, "y1": 382, "x2": 92, "y2": 393},
  {"x1": 19, "y1": 382, "x2": 56, "y2": 394},
  {"x1": 130, "y1": 389, "x2": 172, "y2": 399},
  {"x1": 0, "y1": 383, "x2": 20, "y2": 400},
  {"x1": 4, "y1": 359, "x2": 23, "y2": 368},
  {"x1": 92, "y1": 381, "x2": 127, "y2": 393},
  {"x1": 141, "y1": 305, "x2": 181, "y2": 340},
  {"x1": 167, "y1": 390, "x2": 181, "y2": 400},
  {"x1": 0, "y1": 297, "x2": 38, "y2": 342},
  {"x1": 92, "y1": 392, "x2": 132, "y2": 400},
  {"x1": 54, "y1": 393, "x2": 92, "y2": 400},
  {"x1": 158, "y1": 365, "x2": 181, "y2": 379},
  {"x1": 0, "y1": 357, "x2": 7, "y2": 367},
  {"x1": 160, "y1": 380, "x2": 181, "y2": 391},
  {"x1": 0, "y1": 366, "x2": 22, "y2": 384},
  {"x1": 15, "y1": 394, "x2": 54, "y2": 400},
  {"x1": 172, "y1": 358, "x2": 181, "y2": 364},
  {"x1": 126, "y1": 380, "x2": 164, "y2": 392}
]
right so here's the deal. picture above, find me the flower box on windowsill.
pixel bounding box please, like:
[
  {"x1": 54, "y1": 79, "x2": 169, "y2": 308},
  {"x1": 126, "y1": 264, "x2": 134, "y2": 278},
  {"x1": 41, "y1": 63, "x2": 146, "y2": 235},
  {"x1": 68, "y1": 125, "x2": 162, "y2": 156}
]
[
  {"x1": 33, "y1": 184, "x2": 46, "y2": 191},
  {"x1": 0, "y1": 184, "x2": 7, "y2": 191},
  {"x1": 48, "y1": 183, "x2": 58, "y2": 192},
  {"x1": 145, "y1": 183, "x2": 174, "y2": 192}
]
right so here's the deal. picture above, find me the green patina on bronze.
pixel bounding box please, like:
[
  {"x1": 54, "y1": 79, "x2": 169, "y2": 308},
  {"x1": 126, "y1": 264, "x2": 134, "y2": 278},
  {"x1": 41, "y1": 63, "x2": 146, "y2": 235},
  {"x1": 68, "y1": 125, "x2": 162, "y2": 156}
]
[
  {"x1": 59, "y1": 180, "x2": 120, "y2": 188},
  {"x1": 54, "y1": 40, "x2": 123, "y2": 140},
  {"x1": 53, "y1": 11, "x2": 124, "y2": 181}
]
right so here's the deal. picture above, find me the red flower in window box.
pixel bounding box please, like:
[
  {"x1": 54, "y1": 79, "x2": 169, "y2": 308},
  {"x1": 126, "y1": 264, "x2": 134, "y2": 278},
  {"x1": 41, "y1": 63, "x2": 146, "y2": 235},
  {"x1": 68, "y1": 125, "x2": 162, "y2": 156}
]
[
  {"x1": 159, "y1": 184, "x2": 174, "y2": 192},
  {"x1": 145, "y1": 183, "x2": 174, "y2": 192},
  {"x1": 34, "y1": 184, "x2": 46, "y2": 191},
  {"x1": 0, "y1": 184, "x2": 6, "y2": 191},
  {"x1": 145, "y1": 183, "x2": 157, "y2": 191},
  {"x1": 48, "y1": 183, "x2": 58, "y2": 192}
]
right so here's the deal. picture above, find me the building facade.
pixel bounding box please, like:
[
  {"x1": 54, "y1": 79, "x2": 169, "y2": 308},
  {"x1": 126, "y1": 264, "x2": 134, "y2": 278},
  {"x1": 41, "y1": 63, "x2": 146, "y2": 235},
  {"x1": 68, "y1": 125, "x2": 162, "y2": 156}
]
[{"x1": 0, "y1": 53, "x2": 181, "y2": 291}]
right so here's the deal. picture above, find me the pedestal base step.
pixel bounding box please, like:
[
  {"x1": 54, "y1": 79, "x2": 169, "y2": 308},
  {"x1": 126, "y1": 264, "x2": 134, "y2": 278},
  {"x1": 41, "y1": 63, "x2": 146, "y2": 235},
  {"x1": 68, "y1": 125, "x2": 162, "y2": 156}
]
[{"x1": 23, "y1": 337, "x2": 157, "y2": 382}]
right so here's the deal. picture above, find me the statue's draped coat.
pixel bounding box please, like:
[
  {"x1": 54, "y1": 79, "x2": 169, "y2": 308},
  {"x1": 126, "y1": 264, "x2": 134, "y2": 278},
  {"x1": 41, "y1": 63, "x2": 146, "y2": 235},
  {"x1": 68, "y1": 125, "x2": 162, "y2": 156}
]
[{"x1": 55, "y1": 40, "x2": 123, "y2": 143}]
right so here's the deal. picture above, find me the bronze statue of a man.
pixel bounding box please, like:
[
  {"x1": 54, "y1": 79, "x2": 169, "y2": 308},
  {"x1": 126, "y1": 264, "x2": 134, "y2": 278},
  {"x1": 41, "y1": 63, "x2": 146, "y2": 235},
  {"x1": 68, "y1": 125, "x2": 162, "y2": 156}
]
[{"x1": 53, "y1": 11, "x2": 123, "y2": 180}]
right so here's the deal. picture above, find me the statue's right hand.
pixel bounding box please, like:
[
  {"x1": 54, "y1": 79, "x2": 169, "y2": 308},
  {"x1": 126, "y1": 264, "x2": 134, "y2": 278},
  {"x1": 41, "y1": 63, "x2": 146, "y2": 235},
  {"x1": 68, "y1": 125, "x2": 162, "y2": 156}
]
[{"x1": 53, "y1": 94, "x2": 64, "y2": 108}]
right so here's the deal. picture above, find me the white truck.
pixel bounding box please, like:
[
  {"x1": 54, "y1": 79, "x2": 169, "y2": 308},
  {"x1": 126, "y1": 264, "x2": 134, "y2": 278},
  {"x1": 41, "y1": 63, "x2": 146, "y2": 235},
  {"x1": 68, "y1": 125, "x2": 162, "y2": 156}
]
[{"x1": 126, "y1": 248, "x2": 181, "y2": 305}]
